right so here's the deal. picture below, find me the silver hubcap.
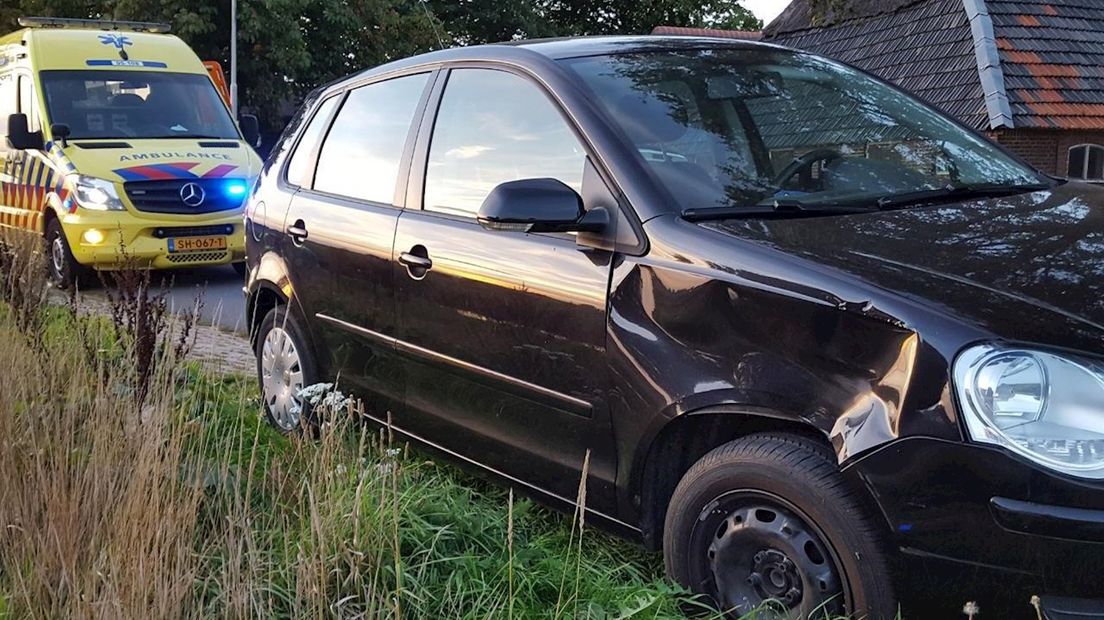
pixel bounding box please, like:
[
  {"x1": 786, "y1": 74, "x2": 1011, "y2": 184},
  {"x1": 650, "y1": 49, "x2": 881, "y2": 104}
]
[
  {"x1": 260, "y1": 327, "x2": 305, "y2": 430},
  {"x1": 51, "y1": 235, "x2": 67, "y2": 276}
]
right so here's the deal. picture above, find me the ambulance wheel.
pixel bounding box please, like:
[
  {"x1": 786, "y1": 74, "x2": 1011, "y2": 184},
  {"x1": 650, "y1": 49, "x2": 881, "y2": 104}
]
[
  {"x1": 233, "y1": 261, "x2": 247, "y2": 277},
  {"x1": 45, "y1": 219, "x2": 88, "y2": 290}
]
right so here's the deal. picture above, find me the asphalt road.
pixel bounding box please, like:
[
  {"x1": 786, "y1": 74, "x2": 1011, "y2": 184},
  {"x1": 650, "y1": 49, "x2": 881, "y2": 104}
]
[{"x1": 85, "y1": 264, "x2": 249, "y2": 335}]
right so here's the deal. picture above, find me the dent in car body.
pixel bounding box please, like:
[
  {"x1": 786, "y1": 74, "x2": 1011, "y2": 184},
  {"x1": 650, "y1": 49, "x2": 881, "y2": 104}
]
[
  {"x1": 609, "y1": 212, "x2": 966, "y2": 526},
  {"x1": 617, "y1": 182, "x2": 1104, "y2": 503}
]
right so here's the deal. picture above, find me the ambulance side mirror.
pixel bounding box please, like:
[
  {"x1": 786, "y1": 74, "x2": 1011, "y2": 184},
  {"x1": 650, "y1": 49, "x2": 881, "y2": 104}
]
[
  {"x1": 6, "y1": 114, "x2": 44, "y2": 151},
  {"x1": 239, "y1": 114, "x2": 261, "y2": 148},
  {"x1": 51, "y1": 123, "x2": 71, "y2": 148}
]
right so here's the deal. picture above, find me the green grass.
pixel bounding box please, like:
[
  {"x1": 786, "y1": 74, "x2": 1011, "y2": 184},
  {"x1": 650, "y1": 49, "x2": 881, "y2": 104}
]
[
  {"x1": 0, "y1": 245, "x2": 828, "y2": 619},
  {"x1": 179, "y1": 364, "x2": 707, "y2": 618},
  {"x1": 1, "y1": 291, "x2": 722, "y2": 617}
]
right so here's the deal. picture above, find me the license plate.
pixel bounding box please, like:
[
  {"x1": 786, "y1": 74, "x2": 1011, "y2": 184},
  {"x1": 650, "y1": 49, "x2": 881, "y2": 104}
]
[{"x1": 168, "y1": 236, "x2": 227, "y2": 253}]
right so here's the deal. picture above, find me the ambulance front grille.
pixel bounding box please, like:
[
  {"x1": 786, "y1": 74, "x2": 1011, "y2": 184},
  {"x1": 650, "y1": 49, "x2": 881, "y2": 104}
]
[{"x1": 124, "y1": 179, "x2": 246, "y2": 215}]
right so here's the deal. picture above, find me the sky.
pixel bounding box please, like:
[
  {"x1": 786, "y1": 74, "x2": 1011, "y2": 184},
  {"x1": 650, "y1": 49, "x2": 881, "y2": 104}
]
[{"x1": 743, "y1": 0, "x2": 790, "y2": 25}]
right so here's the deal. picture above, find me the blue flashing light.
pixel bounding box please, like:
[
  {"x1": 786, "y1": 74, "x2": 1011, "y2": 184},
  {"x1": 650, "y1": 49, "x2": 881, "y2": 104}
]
[{"x1": 225, "y1": 181, "x2": 248, "y2": 197}]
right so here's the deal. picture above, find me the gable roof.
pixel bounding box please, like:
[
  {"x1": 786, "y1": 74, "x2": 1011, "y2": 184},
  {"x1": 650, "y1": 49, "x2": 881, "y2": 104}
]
[
  {"x1": 766, "y1": 0, "x2": 920, "y2": 34},
  {"x1": 763, "y1": 0, "x2": 1104, "y2": 131},
  {"x1": 764, "y1": 0, "x2": 992, "y2": 129}
]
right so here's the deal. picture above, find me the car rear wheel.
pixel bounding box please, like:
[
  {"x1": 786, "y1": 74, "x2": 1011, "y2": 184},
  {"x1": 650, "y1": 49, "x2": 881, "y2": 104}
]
[
  {"x1": 255, "y1": 305, "x2": 317, "y2": 433},
  {"x1": 664, "y1": 433, "x2": 897, "y2": 619}
]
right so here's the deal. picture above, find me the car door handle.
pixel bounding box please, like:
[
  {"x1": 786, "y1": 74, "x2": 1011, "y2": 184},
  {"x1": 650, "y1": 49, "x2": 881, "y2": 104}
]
[
  {"x1": 399, "y1": 252, "x2": 432, "y2": 270},
  {"x1": 399, "y1": 245, "x2": 433, "y2": 279},
  {"x1": 286, "y1": 220, "x2": 308, "y2": 244}
]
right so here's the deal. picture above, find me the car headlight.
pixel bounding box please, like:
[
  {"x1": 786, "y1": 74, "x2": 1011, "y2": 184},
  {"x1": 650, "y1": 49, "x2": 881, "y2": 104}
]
[
  {"x1": 954, "y1": 344, "x2": 1104, "y2": 479},
  {"x1": 70, "y1": 175, "x2": 125, "y2": 211}
]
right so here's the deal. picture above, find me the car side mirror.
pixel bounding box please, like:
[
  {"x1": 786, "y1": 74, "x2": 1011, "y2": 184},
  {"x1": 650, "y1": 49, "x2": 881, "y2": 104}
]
[
  {"x1": 239, "y1": 113, "x2": 261, "y2": 148},
  {"x1": 477, "y1": 178, "x2": 607, "y2": 234},
  {"x1": 6, "y1": 114, "x2": 44, "y2": 150}
]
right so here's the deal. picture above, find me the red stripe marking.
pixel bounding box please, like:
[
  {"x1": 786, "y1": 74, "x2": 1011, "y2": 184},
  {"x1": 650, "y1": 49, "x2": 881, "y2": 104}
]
[
  {"x1": 167, "y1": 162, "x2": 200, "y2": 173},
  {"x1": 123, "y1": 165, "x2": 179, "y2": 180},
  {"x1": 202, "y1": 164, "x2": 238, "y2": 178},
  {"x1": 119, "y1": 162, "x2": 202, "y2": 180}
]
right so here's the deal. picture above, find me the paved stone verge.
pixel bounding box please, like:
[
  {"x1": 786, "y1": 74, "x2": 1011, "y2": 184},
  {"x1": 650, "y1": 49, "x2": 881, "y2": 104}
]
[{"x1": 49, "y1": 289, "x2": 255, "y2": 376}]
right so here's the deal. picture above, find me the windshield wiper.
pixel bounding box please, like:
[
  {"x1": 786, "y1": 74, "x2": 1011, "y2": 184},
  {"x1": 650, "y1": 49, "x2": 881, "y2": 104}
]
[
  {"x1": 681, "y1": 181, "x2": 1052, "y2": 222},
  {"x1": 682, "y1": 199, "x2": 878, "y2": 222},
  {"x1": 872, "y1": 182, "x2": 1051, "y2": 210}
]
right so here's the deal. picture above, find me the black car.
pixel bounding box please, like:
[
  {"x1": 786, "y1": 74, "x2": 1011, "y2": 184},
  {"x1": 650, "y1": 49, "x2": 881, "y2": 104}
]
[{"x1": 243, "y1": 36, "x2": 1104, "y2": 619}]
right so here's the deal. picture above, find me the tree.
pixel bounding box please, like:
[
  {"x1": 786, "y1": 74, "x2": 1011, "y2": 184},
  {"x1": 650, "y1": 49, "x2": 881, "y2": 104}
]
[
  {"x1": 426, "y1": 0, "x2": 761, "y2": 44},
  {"x1": 3, "y1": 0, "x2": 761, "y2": 129},
  {"x1": 3, "y1": 0, "x2": 442, "y2": 128},
  {"x1": 426, "y1": 0, "x2": 552, "y2": 45},
  {"x1": 538, "y1": 0, "x2": 761, "y2": 36}
]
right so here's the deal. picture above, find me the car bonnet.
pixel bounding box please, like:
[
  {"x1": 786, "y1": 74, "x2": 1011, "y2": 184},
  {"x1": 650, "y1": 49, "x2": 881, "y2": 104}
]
[{"x1": 702, "y1": 182, "x2": 1104, "y2": 350}]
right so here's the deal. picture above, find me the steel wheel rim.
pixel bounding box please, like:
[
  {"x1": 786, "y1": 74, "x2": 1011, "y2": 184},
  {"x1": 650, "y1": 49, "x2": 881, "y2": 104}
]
[
  {"x1": 689, "y1": 490, "x2": 849, "y2": 619},
  {"x1": 50, "y1": 235, "x2": 67, "y2": 277},
  {"x1": 260, "y1": 326, "x2": 305, "y2": 431}
]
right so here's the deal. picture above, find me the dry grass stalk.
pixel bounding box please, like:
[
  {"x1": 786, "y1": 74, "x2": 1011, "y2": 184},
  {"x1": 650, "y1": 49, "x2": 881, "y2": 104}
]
[{"x1": 0, "y1": 236, "x2": 204, "y2": 619}]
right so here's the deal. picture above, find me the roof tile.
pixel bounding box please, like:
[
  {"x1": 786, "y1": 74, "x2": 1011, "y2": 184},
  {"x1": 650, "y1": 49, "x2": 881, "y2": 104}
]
[
  {"x1": 763, "y1": 0, "x2": 1104, "y2": 129},
  {"x1": 763, "y1": 0, "x2": 989, "y2": 128},
  {"x1": 988, "y1": 0, "x2": 1104, "y2": 126},
  {"x1": 650, "y1": 26, "x2": 761, "y2": 40}
]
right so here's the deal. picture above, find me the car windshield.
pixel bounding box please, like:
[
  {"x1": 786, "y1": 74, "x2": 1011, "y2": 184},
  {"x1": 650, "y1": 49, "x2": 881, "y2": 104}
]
[
  {"x1": 562, "y1": 48, "x2": 1043, "y2": 214},
  {"x1": 39, "y1": 70, "x2": 240, "y2": 141}
]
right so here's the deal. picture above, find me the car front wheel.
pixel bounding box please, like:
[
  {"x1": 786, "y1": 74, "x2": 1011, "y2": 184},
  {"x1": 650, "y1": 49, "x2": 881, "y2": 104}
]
[
  {"x1": 45, "y1": 218, "x2": 87, "y2": 289},
  {"x1": 664, "y1": 433, "x2": 897, "y2": 619}
]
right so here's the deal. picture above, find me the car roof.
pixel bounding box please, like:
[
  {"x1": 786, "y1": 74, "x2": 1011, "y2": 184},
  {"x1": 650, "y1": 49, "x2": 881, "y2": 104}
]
[
  {"x1": 342, "y1": 35, "x2": 788, "y2": 86},
  {"x1": 507, "y1": 35, "x2": 777, "y2": 58}
]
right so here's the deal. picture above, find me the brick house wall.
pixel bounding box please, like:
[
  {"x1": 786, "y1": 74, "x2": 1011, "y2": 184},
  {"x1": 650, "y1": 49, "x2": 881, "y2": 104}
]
[{"x1": 986, "y1": 129, "x2": 1104, "y2": 180}]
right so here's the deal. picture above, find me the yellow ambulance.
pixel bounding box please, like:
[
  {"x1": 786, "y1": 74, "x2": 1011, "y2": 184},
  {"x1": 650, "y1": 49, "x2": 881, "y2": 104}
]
[{"x1": 0, "y1": 17, "x2": 262, "y2": 287}]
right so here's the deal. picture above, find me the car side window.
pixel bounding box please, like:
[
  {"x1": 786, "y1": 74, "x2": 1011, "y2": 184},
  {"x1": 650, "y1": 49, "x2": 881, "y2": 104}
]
[
  {"x1": 17, "y1": 74, "x2": 39, "y2": 132},
  {"x1": 424, "y1": 69, "x2": 586, "y2": 217},
  {"x1": 285, "y1": 95, "x2": 339, "y2": 187},
  {"x1": 0, "y1": 73, "x2": 15, "y2": 146},
  {"x1": 314, "y1": 73, "x2": 429, "y2": 205}
]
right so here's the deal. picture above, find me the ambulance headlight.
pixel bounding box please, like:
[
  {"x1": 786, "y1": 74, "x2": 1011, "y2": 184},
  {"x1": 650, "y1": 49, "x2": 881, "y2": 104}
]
[
  {"x1": 71, "y1": 175, "x2": 125, "y2": 211},
  {"x1": 954, "y1": 344, "x2": 1104, "y2": 479}
]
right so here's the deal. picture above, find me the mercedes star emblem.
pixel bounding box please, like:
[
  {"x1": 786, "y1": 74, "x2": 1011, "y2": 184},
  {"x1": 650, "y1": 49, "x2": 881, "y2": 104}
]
[{"x1": 179, "y1": 182, "x2": 206, "y2": 207}]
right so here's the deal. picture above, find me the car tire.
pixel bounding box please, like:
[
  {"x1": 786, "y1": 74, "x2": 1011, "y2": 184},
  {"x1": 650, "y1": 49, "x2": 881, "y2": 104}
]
[
  {"x1": 45, "y1": 218, "x2": 88, "y2": 289},
  {"x1": 664, "y1": 432, "x2": 897, "y2": 620},
  {"x1": 255, "y1": 305, "x2": 318, "y2": 433},
  {"x1": 232, "y1": 261, "x2": 247, "y2": 278}
]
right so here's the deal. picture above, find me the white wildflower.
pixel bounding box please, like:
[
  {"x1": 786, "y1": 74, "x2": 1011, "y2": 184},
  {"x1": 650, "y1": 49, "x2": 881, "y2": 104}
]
[
  {"x1": 295, "y1": 382, "x2": 350, "y2": 411},
  {"x1": 296, "y1": 382, "x2": 334, "y2": 404}
]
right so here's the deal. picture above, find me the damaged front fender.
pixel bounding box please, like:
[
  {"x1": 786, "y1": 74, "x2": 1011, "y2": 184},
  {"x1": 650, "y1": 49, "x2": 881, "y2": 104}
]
[{"x1": 614, "y1": 215, "x2": 974, "y2": 525}]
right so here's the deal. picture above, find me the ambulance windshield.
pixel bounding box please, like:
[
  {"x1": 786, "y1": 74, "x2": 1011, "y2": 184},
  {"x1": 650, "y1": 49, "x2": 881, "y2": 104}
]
[{"x1": 39, "y1": 70, "x2": 240, "y2": 141}]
